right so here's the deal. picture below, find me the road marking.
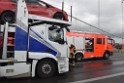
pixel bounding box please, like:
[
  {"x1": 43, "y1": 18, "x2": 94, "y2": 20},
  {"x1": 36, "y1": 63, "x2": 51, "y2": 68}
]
[
  {"x1": 70, "y1": 72, "x2": 124, "y2": 83},
  {"x1": 113, "y1": 61, "x2": 124, "y2": 65}
]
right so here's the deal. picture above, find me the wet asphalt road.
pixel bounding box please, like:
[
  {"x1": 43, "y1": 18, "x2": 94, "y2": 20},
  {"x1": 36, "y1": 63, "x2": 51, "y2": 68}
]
[{"x1": 1, "y1": 53, "x2": 124, "y2": 83}]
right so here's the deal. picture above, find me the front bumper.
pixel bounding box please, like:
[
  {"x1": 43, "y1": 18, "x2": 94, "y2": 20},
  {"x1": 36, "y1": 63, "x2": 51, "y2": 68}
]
[{"x1": 57, "y1": 57, "x2": 69, "y2": 73}]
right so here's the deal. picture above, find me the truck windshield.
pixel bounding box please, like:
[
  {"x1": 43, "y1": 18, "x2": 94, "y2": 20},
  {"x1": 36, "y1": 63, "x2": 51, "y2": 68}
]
[{"x1": 48, "y1": 25, "x2": 64, "y2": 44}]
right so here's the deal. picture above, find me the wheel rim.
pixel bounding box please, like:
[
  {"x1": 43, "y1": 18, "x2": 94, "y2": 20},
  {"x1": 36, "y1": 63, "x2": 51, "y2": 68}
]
[
  {"x1": 3, "y1": 13, "x2": 14, "y2": 22},
  {"x1": 77, "y1": 56, "x2": 82, "y2": 61},
  {"x1": 105, "y1": 53, "x2": 109, "y2": 58},
  {"x1": 76, "y1": 54, "x2": 82, "y2": 61},
  {"x1": 42, "y1": 64, "x2": 52, "y2": 74}
]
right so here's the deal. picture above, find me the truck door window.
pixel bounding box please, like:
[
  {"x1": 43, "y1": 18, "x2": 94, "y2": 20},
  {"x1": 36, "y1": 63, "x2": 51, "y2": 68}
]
[
  {"x1": 97, "y1": 38, "x2": 102, "y2": 44},
  {"x1": 85, "y1": 38, "x2": 94, "y2": 52},
  {"x1": 48, "y1": 25, "x2": 64, "y2": 44}
]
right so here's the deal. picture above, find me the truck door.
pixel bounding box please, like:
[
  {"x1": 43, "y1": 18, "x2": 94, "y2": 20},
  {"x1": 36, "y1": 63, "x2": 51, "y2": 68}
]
[
  {"x1": 29, "y1": 24, "x2": 68, "y2": 58},
  {"x1": 84, "y1": 38, "x2": 94, "y2": 58},
  {"x1": 74, "y1": 36, "x2": 85, "y2": 51},
  {"x1": 94, "y1": 38, "x2": 105, "y2": 57},
  {"x1": 48, "y1": 25, "x2": 68, "y2": 58}
]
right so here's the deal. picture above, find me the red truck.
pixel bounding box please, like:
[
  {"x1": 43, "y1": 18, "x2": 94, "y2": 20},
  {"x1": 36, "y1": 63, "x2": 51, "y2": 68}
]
[{"x1": 67, "y1": 32, "x2": 115, "y2": 61}]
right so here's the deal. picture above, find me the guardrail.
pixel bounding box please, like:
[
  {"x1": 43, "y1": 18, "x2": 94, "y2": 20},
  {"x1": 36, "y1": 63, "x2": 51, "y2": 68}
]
[{"x1": 114, "y1": 49, "x2": 124, "y2": 53}]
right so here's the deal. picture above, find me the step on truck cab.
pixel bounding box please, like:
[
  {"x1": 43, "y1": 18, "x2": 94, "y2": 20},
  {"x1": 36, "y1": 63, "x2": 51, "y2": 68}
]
[
  {"x1": 0, "y1": 0, "x2": 71, "y2": 78},
  {"x1": 66, "y1": 32, "x2": 115, "y2": 61}
]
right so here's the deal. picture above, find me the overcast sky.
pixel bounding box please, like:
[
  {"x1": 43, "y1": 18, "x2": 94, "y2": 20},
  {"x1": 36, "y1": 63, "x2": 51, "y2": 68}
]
[{"x1": 43, "y1": 0, "x2": 123, "y2": 43}]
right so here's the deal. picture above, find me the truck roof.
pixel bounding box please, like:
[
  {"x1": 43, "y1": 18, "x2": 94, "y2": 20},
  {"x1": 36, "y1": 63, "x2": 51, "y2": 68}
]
[{"x1": 66, "y1": 32, "x2": 108, "y2": 38}]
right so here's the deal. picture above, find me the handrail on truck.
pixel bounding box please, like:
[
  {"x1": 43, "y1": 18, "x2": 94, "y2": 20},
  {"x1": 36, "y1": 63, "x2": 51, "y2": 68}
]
[{"x1": 0, "y1": 22, "x2": 16, "y2": 63}]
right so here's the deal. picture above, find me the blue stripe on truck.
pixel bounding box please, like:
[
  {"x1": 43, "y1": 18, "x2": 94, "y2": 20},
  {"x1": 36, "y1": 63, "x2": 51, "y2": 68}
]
[
  {"x1": 15, "y1": 26, "x2": 28, "y2": 51},
  {"x1": 29, "y1": 36, "x2": 57, "y2": 55},
  {"x1": 15, "y1": 26, "x2": 57, "y2": 56}
]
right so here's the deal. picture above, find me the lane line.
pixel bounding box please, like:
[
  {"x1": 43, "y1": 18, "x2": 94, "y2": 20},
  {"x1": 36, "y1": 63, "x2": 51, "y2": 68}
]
[
  {"x1": 70, "y1": 72, "x2": 124, "y2": 83},
  {"x1": 113, "y1": 61, "x2": 124, "y2": 65}
]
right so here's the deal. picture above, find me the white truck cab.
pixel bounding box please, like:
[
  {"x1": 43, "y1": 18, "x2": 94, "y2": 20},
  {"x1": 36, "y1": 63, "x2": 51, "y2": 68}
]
[{"x1": 0, "y1": 0, "x2": 71, "y2": 78}]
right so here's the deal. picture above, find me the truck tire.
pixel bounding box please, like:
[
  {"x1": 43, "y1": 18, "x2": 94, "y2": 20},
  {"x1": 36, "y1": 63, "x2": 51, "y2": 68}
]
[
  {"x1": 75, "y1": 53, "x2": 83, "y2": 62},
  {"x1": 36, "y1": 59, "x2": 56, "y2": 78},
  {"x1": 103, "y1": 53, "x2": 110, "y2": 59}
]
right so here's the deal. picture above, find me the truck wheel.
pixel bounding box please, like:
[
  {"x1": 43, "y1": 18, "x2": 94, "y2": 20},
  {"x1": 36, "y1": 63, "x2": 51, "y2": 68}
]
[
  {"x1": 75, "y1": 53, "x2": 83, "y2": 62},
  {"x1": 1, "y1": 12, "x2": 15, "y2": 23},
  {"x1": 36, "y1": 59, "x2": 56, "y2": 78},
  {"x1": 103, "y1": 53, "x2": 110, "y2": 59}
]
